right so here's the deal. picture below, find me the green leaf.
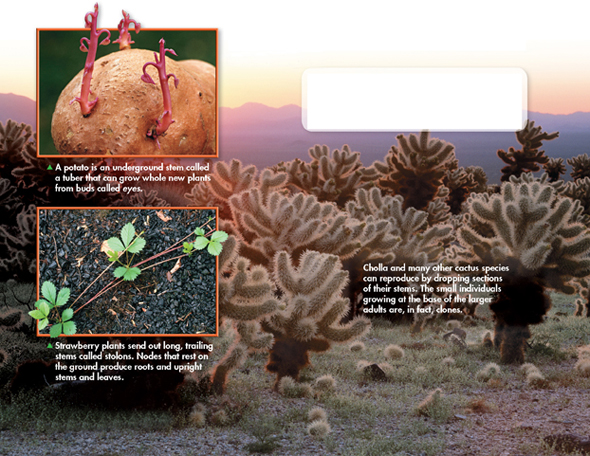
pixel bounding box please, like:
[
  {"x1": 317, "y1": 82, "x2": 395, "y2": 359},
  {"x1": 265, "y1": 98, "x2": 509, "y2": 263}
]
[
  {"x1": 194, "y1": 227, "x2": 205, "y2": 236},
  {"x1": 50, "y1": 323, "x2": 63, "y2": 338},
  {"x1": 38, "y1": 318, "x2": 49, "y2": 331},
  {"x1": 41, "y1": 281, "x2": 57, "y2": 305},
  {"x1": 61, "y1": 308, "x2": 74, "y2": 322},
  {"x1": 208, "y1": 241, "x2": 223, "y2": 256},
  {"x1": 193, "y1": 236, "x2": 209, "y2": 250},
  {"x1": 55, "y1": 288, "x2": 70, "y2": 307},
  {"x1": 114, "y1": 266, "x2": 128, "y2": 278},
  {"x1": 183, "y1": 242, "x2": 194, "y2": 255},
  {"x1": 35, "y1": 298, "x2": 50, "y2": 309},
  {"x1": 37, "y1": 300, "x2": 50, "y2": 317},
  {"x1": 210, "y1": 230, "x2": 229, "y2": 243},
  {"x1": 62, "y1": 321, "x2": 77, "y2": 336},
  {"x1": 107, "y1": 250, "x2": 120, "y2": 262},
  {"x1": 123, "y1": 267, "x2": 141, "y2": 281},
  {"x1": 120, "y1": 223, "x2": 136, "y2": 248},
  {"x1": 108, "y1": 237, "x2": 125, "y2": 252},
  {"x1": 29, "y1": 309, "x2": 46, "y2": 320},
  {"x1": 127, "y1": 237, "x2": 146, "y2": 254}
]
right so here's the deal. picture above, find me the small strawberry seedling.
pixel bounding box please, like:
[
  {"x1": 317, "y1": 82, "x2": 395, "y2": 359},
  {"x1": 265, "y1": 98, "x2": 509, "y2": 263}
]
[
  {"x1": 106, "y1": 222, "x2": 146, "y2": 281},
  {"x1": 191, "y1": 227, "x2": 228, "y2": 256},
  {"x1": 29, "y1": 281, "x2": 76, "y2": 338},
  {"x1": 182, "y1": 241, "x2": 195, "y2": 256}
]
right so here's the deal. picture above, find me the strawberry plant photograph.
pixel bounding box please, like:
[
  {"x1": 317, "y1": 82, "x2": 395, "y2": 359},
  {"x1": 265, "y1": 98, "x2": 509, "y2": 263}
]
[{"x1": 36, "y1": 207, "x2": 220, "y2": 336}]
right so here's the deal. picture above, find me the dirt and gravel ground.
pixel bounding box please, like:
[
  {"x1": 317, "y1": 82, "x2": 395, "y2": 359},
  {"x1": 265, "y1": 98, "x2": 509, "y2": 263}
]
[
  {"x1": 1, "y1": 379, "x2": 589, "y2": 456},
  {"x1": 38, "y1": 208, "x2": 218, "y2": 336}
]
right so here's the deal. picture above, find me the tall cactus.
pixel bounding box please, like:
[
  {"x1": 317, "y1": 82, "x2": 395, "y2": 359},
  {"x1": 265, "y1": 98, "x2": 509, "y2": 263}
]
[
  {"x1": 278, "y1": 144, "x2": 368, "y2": 207},
  {"x1": 452, "y1": 175, "x2": 590, "y2": 363},
  {"x1": 543, "y1": 158, "x2": 566, "y2": 182},
  {"x1": 228, "y1": 190, "x2": 367, "y2": 267},
  {"x1": 210, "y1": 235, "x2": 279, "y2": 394},
  {"x1": 567, "y1": 154, "x2": 590, "y2": 181},
  {"x1": 262, "y1": 251, "x2": 370, "y2": 387},
  {"x1": 497, "y1": 121, "x2": 558, "y2": 182},
  {"x1": 346, "y1": 187, "x2": 453, "y2": 317},
  {"x1": 185, "y1": 159, "x2": 287, "y2": 221},
  {"x1": 365, "y1": 131, "x2": 455, "y2": 215}
]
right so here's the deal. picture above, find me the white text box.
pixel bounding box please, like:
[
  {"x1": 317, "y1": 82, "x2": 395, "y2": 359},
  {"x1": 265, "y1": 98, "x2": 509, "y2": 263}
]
[{"x1": 302, "y1": 68, "x2": 527, "y2": 131}]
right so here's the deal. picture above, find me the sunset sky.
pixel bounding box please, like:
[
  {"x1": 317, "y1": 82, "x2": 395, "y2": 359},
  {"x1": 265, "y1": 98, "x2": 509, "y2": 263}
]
[{"x1": 1, "y1": 0, "x2": 590, "y2": 114}]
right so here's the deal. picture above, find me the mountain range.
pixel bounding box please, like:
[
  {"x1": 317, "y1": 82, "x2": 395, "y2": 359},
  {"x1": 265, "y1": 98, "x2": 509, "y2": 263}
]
[
  {"x1": 218, "y1": 103, "x2": 590, "y2": 183},
  {"x1": 2, "y1": 93, "x2": 589, "y2": 184},
  {"x1": 0, "y1": 93, "x2": 36, "y2": 128}
]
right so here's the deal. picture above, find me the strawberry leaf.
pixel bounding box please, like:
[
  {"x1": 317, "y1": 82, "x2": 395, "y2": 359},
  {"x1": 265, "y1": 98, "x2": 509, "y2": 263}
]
[
  {"x1": 194, "y1": 227, "x2": 205, "y2": 236},
  {"x1": 61, "y1": 308, "x2": 74, "y2": 322},
  {"x1": 193, "y1": 236, "x2": 209, "y2": 250},
  {"x1": 35, "y1": 298, "x2": 51, "y2": 309},
  {"x1": 123, "y1": 267, "x2": 141, "y2": 281},
  {"x1": 38, "y1": 318, "x2": 49, "y2": 331},
  {"x1": 108, "y1": 237, "x2": 125, "y2": 253},
  {"x1": 127, "y1": 237, "x2": 146, "y2": 254},
  {"x1": 50, "y1": 323, "x2": 63, "y2": 338},
  {"x1": 114, "y1": 266, "x2": 128, "y2": 278},
  {"x1": 120, "y1": 223, "x2": 136, "y2": 248},
  {"x1": 208, "y1": 240, "x2": 223, "y2": 256},
  {"x1": 107, "y1": 250, "x2": 120, "y2": 262},
  {"x1": 183, "y1": 242, "x2": 194, "y2": 254},
  {"x1": 56, "y1": 288, "x2": 70, "y2": 307},
  {"x1": 29, "y1": 309, "x2": 46, "y2": 320},
  {"x1": 210, "y1": 230, "x2": 228, "y2": 243},
  {"x1": 37, "y1": 300, "x2": 50, "y2": 317},
  {"x1": 63, "y1": 321, "x2": 77, "y2": 335},
  {"x1": 41, "y1": 281, "x2": 57, "y2": 305}
]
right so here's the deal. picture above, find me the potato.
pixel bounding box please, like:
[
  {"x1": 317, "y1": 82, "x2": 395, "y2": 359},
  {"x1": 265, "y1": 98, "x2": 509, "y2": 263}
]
[{"x1": 51, "y1": 49, "x2": 216, "y2": 156}]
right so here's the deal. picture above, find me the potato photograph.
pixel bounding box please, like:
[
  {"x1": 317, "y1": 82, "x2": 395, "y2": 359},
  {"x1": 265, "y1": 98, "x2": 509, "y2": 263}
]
[{"x1": 38, "y1": 21, "x2": 217, "y2": 156}]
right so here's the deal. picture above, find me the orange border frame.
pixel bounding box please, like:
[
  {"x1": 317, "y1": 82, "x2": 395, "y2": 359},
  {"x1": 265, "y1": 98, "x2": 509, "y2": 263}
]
[
  {"x1": 36, "y1": 206, "x2": 220, "y2": 338},
  {"x1": 36, "y1": 28, "x2": 219, "y2": 158}
]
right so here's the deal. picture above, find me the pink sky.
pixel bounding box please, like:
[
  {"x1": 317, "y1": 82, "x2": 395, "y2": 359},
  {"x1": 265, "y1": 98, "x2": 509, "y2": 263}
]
[{"x1": 2, "y1": 1, "x2": 590, "y2": 114}]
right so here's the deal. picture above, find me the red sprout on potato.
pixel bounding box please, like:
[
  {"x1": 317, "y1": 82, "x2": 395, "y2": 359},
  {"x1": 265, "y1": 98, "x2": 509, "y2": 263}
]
[
  {"x1": 141, "y1": 38, "x2": 179, "y2": 148},
  {"x1": 113, "y1": 10, "x2": 140, "y2": 50},
  {"x1": 70, "y1": 3, "x2": 111, "y2": 117}
]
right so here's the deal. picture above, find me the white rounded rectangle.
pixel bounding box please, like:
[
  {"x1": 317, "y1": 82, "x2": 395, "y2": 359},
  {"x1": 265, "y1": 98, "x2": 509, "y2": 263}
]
[{"x1": 302, "y1": 68, "x2": 527, "y2": 132}]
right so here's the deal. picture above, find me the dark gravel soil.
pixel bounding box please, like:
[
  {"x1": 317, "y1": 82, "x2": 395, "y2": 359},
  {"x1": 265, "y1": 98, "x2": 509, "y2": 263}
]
[{"x1": 38, "y1": 208, "x2": 218, "y2": 336}]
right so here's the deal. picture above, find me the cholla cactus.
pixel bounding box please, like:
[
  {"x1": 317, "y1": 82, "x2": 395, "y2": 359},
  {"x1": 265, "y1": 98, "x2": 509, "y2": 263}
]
[
  {"x1": 0, "y1": 120, "x2": 34, "y2": 156},
  {"x1": 262, "y1": 251, "x2": 370, "y2": 387},
  {"x1": 443, "y1": 166, "x2": 481, "y2": 214},
  {"x1": 347, "y1": 188, "x2": 453, "y2": 264},
  {"x1": 453, "y1": 176, "x2": 590, "y2": 363},
  {"x1": 465, "y1": 166, "x2": 489, "y2": 193},
  {"x1": 0, "y1": 204, "x2": 36, "y2": 276},
  {"x1": 497, "y1": 121, "x2": 558, "y2": 182},
  {"x1": 228, "y1": 190, "x2": 370, "y2": 268},
  {"x1": 543, "y1": 158, "x2": 566, "y2": 182},
  {"x1": 278, "y1": 144, "x2": 367, "y2": 207},
  {"x1": 365, "y1": 132, "x2": 456, "y2": 213},
  {"x1": 567, "y1": 154, "x2": 590, "y2": 181},
  {"x1": 346, "y1": 188, "x2": 453, "y2": 316},
  {"x1": 562, "y1": 177, "x2": 590, "y2": 223},
  {"x1": 210, "y1": 235, "x2": 279, "y2": 394},
  {"x1": 573, "y1": 278, "x2": 590, "y2": 317},
  {"x1": 185, "y1": 160, "x2": 287, "y2": 220}
]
